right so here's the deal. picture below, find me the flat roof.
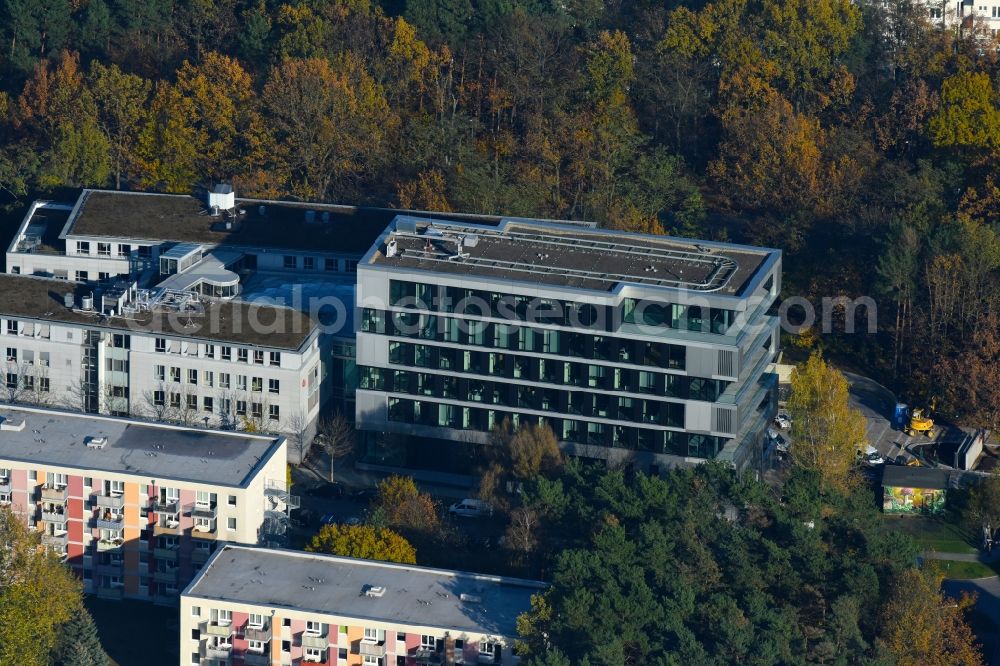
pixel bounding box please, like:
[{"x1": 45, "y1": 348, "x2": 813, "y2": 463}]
[
  {"x1": 880, "y1": 465, "x2": 980, "y2": 490},
  {"x1": 65, "y1": 190, "x2": 507, "y2": 254},
  {"x1": 0, "y1": 274, "x2": 315, "y2": 350},
  {"x1": 186, "y1": 545, "x2": 545, "y2": 636},
  {"x1": 369, "y1": 218, "x2": 775, "y2": 296},
  {"x1": 0, "y1": 408, "x2": 282, "y2": 487}
]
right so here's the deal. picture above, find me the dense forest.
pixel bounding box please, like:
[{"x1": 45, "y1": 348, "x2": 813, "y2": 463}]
[{"x1": 0, "y1": 0, "x2": 998, "y2": 425}]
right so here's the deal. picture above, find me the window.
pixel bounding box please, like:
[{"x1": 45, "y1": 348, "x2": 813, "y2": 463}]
[
  {"x1": 248, "y1": 640, "x2": 265, "y2": 653},
  {"x1": 77, "y1": 241, "x2": 90, "y2": 254},
  {"x1": 170, "y1": 367, "x2": 181, "y2": 383},
  {"x1": 154, "y1": 390, "x2": 165, "y2": 406},
  {"x1": 227, "y1": 517, "x2": 236, "y2": 530},
  {"x1": 268, "y1": 379, "x2": 279, "y2": 394},
  {"x1": 305, "y1": 648, "x2": 325, "y2": 662},
  {"x1": 75, "y1": 270, "x2": 88, "y2": 282},
  {"x1": 363, "y1": 627, "x2": 378, "y2": 642},
  {"x1": 362, "y1": 657, "x2": 381, "y2": 666},
  {"x1": 39, "y1": 351, "x2": 49, "y2": 366},
  {"x1": 306, "y1": 621, "x2": 324, "y2": 636},
  {"x1": 238, "y1": 349, "x2": 248, "y2": 363},
  {"x1": 479, "y1": 640, "x2": 496, "y2": 656},
  {"x1": 236, "y1": 400, "x2": 247, "y2": 416},
  {"x1": 269, "y1": 352, "x2": 281, "y2": 366},
  {"x1": 154, "y1": 365, "x2": 165, "y2": 381},
  {"x1": 187, "y1": 369, "x2": 198, "y2": 384},
  {"x1": 213, "y1": 609, "x2": 232, "y2": 626},
  {"x1": 5, "y1": 320, "x2": 17, "y2": 334},
  {"x1": 219, "y1": 373, "x2": 230, "y2": 389},
  {"x1": 396, "y1": 632, "x2": 406, "y2": 642},
  {"x1": 204, "y1": 344, "x2": 215, "y2": 358},
  {"x1": 203, "y1": 371, "x2": 214, "y2": 387},
  {"x1": 170, "y1": 393, "x2": 181, "y2": 408},
  {"x1": 186, "y1": 394, "x2": 197, "y2": 410},
  {"x1": 251, "y1": 377, "x2": 262, "y2": 392},
  {"x1": 303, "y1": 256, "x2": 315, "y2": 270},
  {"x1": 253, "y1": 350, "x2": 264, "y2": 365},
  {"x1": 227, "y1": 495, "x2": 236, "y2": 506},
  {"x1": 191, "y1": 606, "x2": 201, "y2": 617},
  {"x1": 269, "y1": 405, "x2": 280, "y2": 421},
  {"x1": 248, "y1": 613, "x2": 264, "y2": 628},
  {"x1": 111, "y1": 334, "x2": 129, "y2": 348},
  {"x1": 251, "y1": 402, "x2": 263, "y2": 418},
  {"x1": 155, "y1": 338, "x2": 166, "y2": 353},
  {"x1": 118, "y1": 244, "x2": 130, "y2": 257},
  {"x1": 5, "y1": 347, "x2": 14, "y2": 361},
  {"x1": 421, "y1": 635, "x2": 436, "y2": 648},
  {"x1": 237, "y1": 375, "x2": 247, "y2": 391},
  {"x1": 203, "y1": 396, "x2": 214, "y2": 412},
  {"x1": 39, "y1": 377, "x2": 49, "y2": 393},
  {"x1": 97, "y1": 242, "x2": 111, "y2": 256},
  {"x1": 283, "y1": 255, "x2": 297, "y2": 269},
  {"x1": 324, "y1": 258, "x2": 337, "y2": 271},
  {"x1": 221, "y1": 346, "x2": 232, "y2": 361}
]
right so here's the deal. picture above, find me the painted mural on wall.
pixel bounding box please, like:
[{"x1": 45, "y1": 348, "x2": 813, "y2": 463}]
[{"x1": 883, "y1": 485, "x2": 946, "y2": 514}]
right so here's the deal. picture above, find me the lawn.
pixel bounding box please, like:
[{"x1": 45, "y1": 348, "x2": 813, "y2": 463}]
[
  {"x1": 928, "y1": 559, "x2": 999, "y2": 580},
  {"x1": 884, "y1": 515, "x2": 978, "y2": 554},
  {"x1": 85, "y1": 596, "x2": 179, "y2": 666}
]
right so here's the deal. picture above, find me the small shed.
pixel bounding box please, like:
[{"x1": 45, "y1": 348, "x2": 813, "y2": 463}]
[{"x1": 881, "y1": 466, "x2": 952, "y2": 515}]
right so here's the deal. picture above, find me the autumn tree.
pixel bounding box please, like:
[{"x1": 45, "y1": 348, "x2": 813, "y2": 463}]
[
  {"x1": 929, "y1": 71, "x2": 1000, "y2": 155},
  {"x1": 787, "y1": 352, "x2": 867, "y2": 492},
  {"x1": 312, "y1": 411, "x2": 356, "y2": 483},
  {"x1": 0, "y1": 507, "x2": 84, "y2": 666},
  {"x1": 88, "y1": 62, "x2": 150, "y2": 189},
  {"x1": 373, "y1": 475, "x2": 439, "y2": 534},
  {"x1": 876, "y1": 567, "x2": 983, "y2": 666},
  {"x1": 135, "y1": 81, "x2": 199, "y2": 192},
  {"x1": 508, "y1": 423, "x2": 563, "y2": 481},
  {"x1": 305, "y1": 523, "x2": 417, "y2": 565},
  {"x1": 937, "y1": 314, "x2": 1000, "y2": 430}
]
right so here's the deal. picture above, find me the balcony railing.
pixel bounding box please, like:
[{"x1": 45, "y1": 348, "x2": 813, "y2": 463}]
[
  {"x1": 244, "y1": 652, "x2": 270, "y2": 666},
  {"x1": 153, "y1": 520, "x2": 181, "y2": 535},
  {"x1": 41, "y1": 510, "x2": 67, "y2": 523},
  {"x1": 41, "y1": 485, "x2": 67, "y2": 501},
  {"x1": 95, "y1": 514, "x2": 124, "y2": 529},
  {"x1": 204, "y1": 645, "x2": 232, "y2": 660},
  {"x1": 190, "y1": 503, "x2": 217, "y2": 519},
  {"x1": 153, "y1": 546, "x2": 179, "y2": 560},
  {"x1": 300, "y1": 633, "x2": 329, "y2": 649},
  {"x1": 414, "y1": 647, "x2": 443, "y2": 664},
  {"x1": 41, "y1": 533, "x2": 67, "y2": 547},
  {"x1": 96, "y1": 537, "x2": 124, "y2": 552},
  {"x1": 191, "y1": 524, "x2": 217, "y2": 540},
  {"x1": 0, "y1": 480, "x2": 10, "y2": 494},
  {"x1": 245, "y1": 626, "x2": 272, "y2": 641},
  {"x1": 96, "y1": 585, "x2": 124, "y2": 600},
  {"x1": 153, "y1": 569, "x2": 178, "y2": 584},
  {"x1": 200, "y1": 621, "x2": 234, "y2": 638},
  {"x1": 154, "y1": 499, "x2": 179, "y2": 514},
  {"x1": 96, "y1": 494, "x2": 125, "y2": 509},
  {"x1": 359, "y1": 641, "x2": 387, "y2": 658}
]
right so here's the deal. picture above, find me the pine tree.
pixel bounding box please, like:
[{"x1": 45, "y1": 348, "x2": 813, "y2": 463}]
[{"x1": 53, "y1": 606, "x2": 109, "y2": 666}]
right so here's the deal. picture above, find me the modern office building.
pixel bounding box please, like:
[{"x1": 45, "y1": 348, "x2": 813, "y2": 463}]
[
  {"x1": 0, "y1": 406, "x2": 293, "y2": 604},
  {"x1": 355, "y1": 217, "x2": 781, "y2": 475},
  {"x1": 180, "y1": 545, "x2": 544, "y2": 666}
]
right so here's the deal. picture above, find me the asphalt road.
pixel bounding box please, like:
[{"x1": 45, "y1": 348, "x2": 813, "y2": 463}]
[
  {"x1": 844, "y1": 371, "x2": 934, "y2": 464},
  {"x1": 944, "y1": 578, "x2": 1000, "y2": 665}
]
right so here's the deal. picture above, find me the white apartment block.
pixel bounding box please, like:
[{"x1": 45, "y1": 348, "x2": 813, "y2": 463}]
[
  {"x1": 181, "y1": 545, "x2": 544, "y2": 666},
  {"x1": 0, "y1": 406, "x2": 293, "y2": 604}
]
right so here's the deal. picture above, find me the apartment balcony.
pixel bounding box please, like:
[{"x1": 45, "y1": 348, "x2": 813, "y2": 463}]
[
  {"x1": 204, "y1": 645, "x2": 232, "y2": 660},
  {"x1": 96, "y1": 494, "x2": 125, "y2": 509},
  {"x1": 154, "y1": 499, "x2": 179, "y2": 515},
  {"x1": 94, "y1": 561, "x2": 123, "y2": 576},
  {"x1": 96, "y1": 537, "x2": 124, "y2": 552},
  {"x1": 477, "y1": 654, "x2": 499, "y2": 664},
  {"x1": 414, "y1": 647, "x2": 443, "y2": 664},
  {"x1": 190, "y1": 503, "x2": 217, "y2": 519},
  {"x1": 41, "y1": 533, "x2": 67, "y2": 547},
  {"x1": 153, "y1": 546, "x2": 179, "y2": 560},
  {"x1": 244, "y1": 651, "x2": 271, "y2": 666},
  {"x1": 192, "y1": 547, "x2": 212, "y2": 564},
  {"x1": 191, "y1": 524, "x2": 217, "y2": 540},
  {"x1": 245, "y1": 626, "x2": 272, "y2": 641},
  {"x1": 153, "y1": 569, "x2": 179, "y2": 584},
  {"x1": 200, "y1": 621, "x2": 234, "y2": 638},
  {"x1": 358, "y1": 641, "x2": 387, "y2": 658},
  {"x1": 95, "y1": 515, "x2": 124, "y2": 530},
  {"x1": 153, "y1": 521, "x2": 181, "y2": 536},
  {"x1": 96, "y1": 584, "x2": 124, "y2": 600},
  {"x1": 0, "y1": 480, "x2": 10, "y2": 494},
  {"x1": 300, "y1": 633, "x2": 329, "y2": 649},
  {"x1": 41, "y1": 510, "x2": 68, "y2": 523},
  {"x1": 41, "y1": 485, "x2": 68, "y2": 502}
]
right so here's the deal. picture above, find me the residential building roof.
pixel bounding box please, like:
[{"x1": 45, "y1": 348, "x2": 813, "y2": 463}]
[
  {"x1": 880, "y1": 465, "x2": 981, "y2": 490},
  {"x1": 185, "y1": 545, "x2": 546, "y2": 637},
  {"x1": 0, "y1": 273, "x2": 316, "y2": 350},
  {"x1": 0, "y1": 407, "x2": 283, "y2": 487},
  {"x1": 64, "y1": 190, "x2": 506, "y2": 254},
  {"x1": 367, "y1": 217, "x2": 777, "y2": 296}
]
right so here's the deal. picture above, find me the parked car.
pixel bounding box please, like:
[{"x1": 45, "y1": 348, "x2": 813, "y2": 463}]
[
  {"x1": 768, "y1": 428, "x2": 788, "y2": 453},
  {"x1": 448, "y1": 499, "x2": 494, "y2": 518},
  {"x1": 290, "y1": 508, "x2": 316, "y2": 528},
  {"x1": 858, "y1": 445, "x2": 884, "y2": 466},
  {"x1": 774, "y1": 413, "x2": 792, "y2": 430},
  {"x1": 306, "y1": 483, "x2": 344, "y2": 499}
]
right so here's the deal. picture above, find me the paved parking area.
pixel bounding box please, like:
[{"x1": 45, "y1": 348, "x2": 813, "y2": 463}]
[{"x1": 843, "y1": 371, "x2": 942, "y2": 463}]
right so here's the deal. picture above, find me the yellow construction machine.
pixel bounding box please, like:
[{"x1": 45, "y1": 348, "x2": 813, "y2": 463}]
[{"x1": 905, "y1": 407, "x2": 936, "y2": 438}]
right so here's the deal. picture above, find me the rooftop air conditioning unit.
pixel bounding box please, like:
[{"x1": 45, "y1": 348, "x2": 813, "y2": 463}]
[
  {"x1": 364, "y1": 585, "x2": 386, "y2": 598},
  {"x1": 85, "y1": 436, "x2": 108, "y2": 449},
  {"x1": 0, "y1": 416, "x2": 26, "y2": 432}
]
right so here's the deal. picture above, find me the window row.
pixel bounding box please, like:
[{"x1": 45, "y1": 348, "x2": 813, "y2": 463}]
[
  {"x1": 363, "y1": 309, "x2": 687, "y2": 370},
  {"x1": 76, "y1": 241, "x2": 133, "y2": 257},
  {"x1": 381, "y1": 342, "x2": 725, "y2": 400},
  {"x1": 387, "y1": 399, "x2": 725, "y2": 458},
  {"x1": 154, "y1": 339, "x2": 281, "y2": 366},
  {"x1": 388, "y1": 280, "x2": 737, "y2": 334},
  {"x1": 1, "y1": 320, "x2": 52, "y2": 338},
  {"x1": 282, "y1": 255, "x2": 358, "y2": 272},
  {"x1": 5, "y1": 348, "x2": 51, "y2": 365},
  {"x1": 364, "y1": 367, "x2": 687, "y2": 426},
  {"x1": 151, "y1": 391, "x2": 280, "y2": 420},
  {"x1": 153, "y1": 366, "x2": 279, "y2": 393},
  {"x1": 5, "y1": 373, "x2": 50, "y2": 393}
]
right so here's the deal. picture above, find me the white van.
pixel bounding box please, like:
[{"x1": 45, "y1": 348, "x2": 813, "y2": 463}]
[{"x1": 448, "y1": 499, "x2": 494, "y2": 518}]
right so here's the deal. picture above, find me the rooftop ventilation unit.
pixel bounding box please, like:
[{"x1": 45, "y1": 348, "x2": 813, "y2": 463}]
[
  {"x1": 363, "y1": 585, "x2": 386, "y2": 598},
  {"x1": 207, "y1": 184, "x2": 235, "y2": 211},
  {"x1": 385, "y1": 239, "x2": 398, "y2": 258},
  {"x1": 0, "y1": 416, "x2": 26, "y2": 432},
  {"x1": 85, "y1": 436, "x2": 108, "y2": 449}
]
